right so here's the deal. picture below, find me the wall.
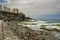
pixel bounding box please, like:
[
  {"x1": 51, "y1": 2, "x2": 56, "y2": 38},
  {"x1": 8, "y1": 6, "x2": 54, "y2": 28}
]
[
  {"x1": 0, "y1": 5, "x2": 2, "y2": 11},
  {"x1": 0, "y1": 5, "x2": 10, "y2": 12},
  {"x1": 3, "y1": 6, "x2": 10, "y2": 12}
]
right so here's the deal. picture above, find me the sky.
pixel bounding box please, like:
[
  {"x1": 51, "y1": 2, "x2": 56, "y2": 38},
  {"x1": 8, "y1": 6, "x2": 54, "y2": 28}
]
[{"x1": 0, "y1": 0, "x2": 60, "y2": 20}]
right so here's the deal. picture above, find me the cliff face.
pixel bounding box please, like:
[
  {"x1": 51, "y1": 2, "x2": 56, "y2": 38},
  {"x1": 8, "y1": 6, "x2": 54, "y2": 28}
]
[{"x1": 0, "y1": 11, "x2": 32, "y2": 21}]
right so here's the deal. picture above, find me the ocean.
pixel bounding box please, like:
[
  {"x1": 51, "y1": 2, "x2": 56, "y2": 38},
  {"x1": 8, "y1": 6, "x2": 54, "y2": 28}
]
[{"x1": 19, "y1": 20, "x2": 60, "y2": 30}]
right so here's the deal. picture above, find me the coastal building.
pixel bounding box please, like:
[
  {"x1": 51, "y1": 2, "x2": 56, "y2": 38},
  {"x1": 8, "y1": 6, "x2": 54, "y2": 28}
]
[
  {"x1": 0, "y1": 5, "x2": 2, "y2": 11},
  {"x1": 0, "y1": 4, "x2": 26, "y2": 21},
  {"x1": 0, "y1": 4, "x2": 10, "y2": 12}
]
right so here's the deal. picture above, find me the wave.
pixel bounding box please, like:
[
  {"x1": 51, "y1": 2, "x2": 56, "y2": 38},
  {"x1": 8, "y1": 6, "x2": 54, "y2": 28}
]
[{"x1": 19, "y1": 20, "x2": 60, "y2": 30}]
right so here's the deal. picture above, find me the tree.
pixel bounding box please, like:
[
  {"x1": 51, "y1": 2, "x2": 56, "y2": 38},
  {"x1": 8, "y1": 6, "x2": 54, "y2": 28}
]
[
  {"x1": 22, "y1": 14, "x2": 25, "y2": 21},
  {"x1": 19, "y1": 12, "x2": 25, "y2": 21},
  {"x1": 13, "y1": 8, "x2": 19, "y2": 13}
]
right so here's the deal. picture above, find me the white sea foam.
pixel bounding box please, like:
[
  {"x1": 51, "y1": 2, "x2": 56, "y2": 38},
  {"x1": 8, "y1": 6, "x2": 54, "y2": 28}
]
[{"x1": 19, "y1": 20, "x2": 60, "y2": 30}]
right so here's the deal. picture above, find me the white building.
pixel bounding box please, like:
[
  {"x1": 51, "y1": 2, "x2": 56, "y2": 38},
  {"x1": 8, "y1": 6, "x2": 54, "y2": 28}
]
[
  {"x1": 0, "y1": 5, "x2": 2, "y2": 11},
  {"x1": 0, "y1": 4, "x2": 10, "y2": 12}
]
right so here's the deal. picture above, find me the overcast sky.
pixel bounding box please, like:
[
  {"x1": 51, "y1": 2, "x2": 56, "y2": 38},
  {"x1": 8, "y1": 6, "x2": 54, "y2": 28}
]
[{"x1": 1, "y1": 0, "x2": 60, "y2": 19}]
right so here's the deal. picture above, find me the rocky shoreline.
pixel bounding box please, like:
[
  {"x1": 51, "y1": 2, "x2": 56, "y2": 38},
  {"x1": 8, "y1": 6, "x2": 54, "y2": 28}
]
[
  {"x1": 9, "y1": 21, "x2": 60, "y2": 40},
  {"x1": 0, "y1": 21, "x2": 60, "y2": 40}
]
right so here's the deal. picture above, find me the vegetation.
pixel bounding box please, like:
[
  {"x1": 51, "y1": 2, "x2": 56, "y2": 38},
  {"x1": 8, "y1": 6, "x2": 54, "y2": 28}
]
[
  {"x1": 19, "y1": 12, "x2": 25, "y2": 21},
  {"x1": 0, "y1": 11, "x2": 26, "y2": 21},
  {"x1": 51, "y1": 24, "x2": 60, "y2": 26},
  {"x1": 12, "y1": 8, "x2": 19, "y2": 13},
  {"x1": 41, "y1": 25, "x2": 47, "y2": 29}
]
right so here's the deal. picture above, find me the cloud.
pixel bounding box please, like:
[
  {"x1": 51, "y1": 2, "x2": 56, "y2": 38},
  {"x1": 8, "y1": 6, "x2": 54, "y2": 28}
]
[{"x1": 3, "y1": 0, "x2": 60, "y2": 19}]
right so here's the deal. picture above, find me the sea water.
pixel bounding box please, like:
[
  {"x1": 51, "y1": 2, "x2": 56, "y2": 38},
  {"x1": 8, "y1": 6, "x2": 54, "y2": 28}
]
[{"x1": 20, "y1": 20, "x2": 60, "y2": 30}]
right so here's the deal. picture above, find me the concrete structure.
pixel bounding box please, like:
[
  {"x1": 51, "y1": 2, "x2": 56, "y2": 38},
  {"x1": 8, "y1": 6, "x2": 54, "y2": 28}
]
[
  {"x1": 3, "y1": 6, "x2": 10, "y2": 12},
  {"x1": 0, "y1": 5, "x2": 10, "y2": 12},
  {"x1": 0, "y1": 5, "x2": 2, "y2": 11}
]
